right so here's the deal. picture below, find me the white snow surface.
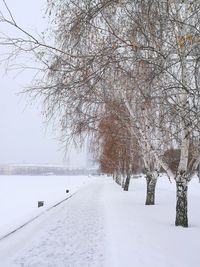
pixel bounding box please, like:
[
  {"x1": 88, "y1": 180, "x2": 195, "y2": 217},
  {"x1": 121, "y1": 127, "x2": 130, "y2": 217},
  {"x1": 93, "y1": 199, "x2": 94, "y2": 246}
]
[
  {"x1": 0, "y1": 175, "x2": 199, "y2": 267},
  {"x1": 0, "y1": 175, "x2": 91, "y2": 238}
]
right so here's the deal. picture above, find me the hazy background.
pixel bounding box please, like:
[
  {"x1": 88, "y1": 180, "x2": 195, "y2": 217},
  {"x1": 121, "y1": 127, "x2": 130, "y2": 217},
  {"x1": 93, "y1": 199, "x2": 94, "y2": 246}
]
[{"x1": 0, "y1": 0, "x2": 88, "y2": 168}]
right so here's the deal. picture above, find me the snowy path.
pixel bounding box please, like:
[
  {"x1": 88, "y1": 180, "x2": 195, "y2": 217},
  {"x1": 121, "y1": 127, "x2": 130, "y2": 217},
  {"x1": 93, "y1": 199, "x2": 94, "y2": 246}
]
[{"x1": 0, "y1": 180, "x2": 105, "y2": 267}]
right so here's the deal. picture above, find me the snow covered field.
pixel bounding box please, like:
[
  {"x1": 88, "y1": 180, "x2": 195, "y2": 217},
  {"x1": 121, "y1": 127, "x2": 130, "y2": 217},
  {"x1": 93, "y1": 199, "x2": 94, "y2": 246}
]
[
  {"x1": 104, "y1": 176, "x2": 200, "y2": 267},
  {"x1": 0, "y1": 175, "x2": 199, "y2": 266},
  {"x1": 0, "y1": 175, "x2": 91, "y2": 238}
]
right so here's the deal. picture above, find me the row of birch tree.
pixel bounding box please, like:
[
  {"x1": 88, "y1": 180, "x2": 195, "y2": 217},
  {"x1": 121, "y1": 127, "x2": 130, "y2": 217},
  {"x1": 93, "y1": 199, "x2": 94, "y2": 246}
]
[{"x1": 0, "y1": 0, "x2": 200, "y2": 227}]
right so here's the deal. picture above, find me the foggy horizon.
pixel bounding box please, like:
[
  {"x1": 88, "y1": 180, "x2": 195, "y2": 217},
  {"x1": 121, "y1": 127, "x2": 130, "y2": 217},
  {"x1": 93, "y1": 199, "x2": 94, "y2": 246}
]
[{"x1": 0, "y1": 0, "x2": 88, "y2": 168}]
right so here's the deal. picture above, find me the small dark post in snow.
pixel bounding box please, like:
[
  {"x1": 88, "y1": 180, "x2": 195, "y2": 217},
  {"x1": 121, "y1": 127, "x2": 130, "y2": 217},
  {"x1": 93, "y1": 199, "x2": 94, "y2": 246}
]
[
  {"x1": 66, "y1": 189, "x2": 69, "y2": 193},
  {"x1": 38, "y1": 201, "x2": 44, "y2": 208}
]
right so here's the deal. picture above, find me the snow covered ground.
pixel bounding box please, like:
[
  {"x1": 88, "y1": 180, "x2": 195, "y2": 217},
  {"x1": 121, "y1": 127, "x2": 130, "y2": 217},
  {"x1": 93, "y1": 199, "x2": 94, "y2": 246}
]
[
  {"x1": 0, "y1": 175, "x2": 199, "y2": 266},
  {"x1": 103, "y1": 176, "x2": 200, "y2": 267},
  {"x1": 0, "y1": 175, "x2": 91, "y2": 238}
]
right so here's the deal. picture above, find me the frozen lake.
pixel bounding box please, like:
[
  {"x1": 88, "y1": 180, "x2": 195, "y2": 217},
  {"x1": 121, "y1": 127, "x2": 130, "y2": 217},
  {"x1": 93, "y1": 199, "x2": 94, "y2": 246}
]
[{"x1": 0, "y1": 175, "x2": 91, "y2": 238}]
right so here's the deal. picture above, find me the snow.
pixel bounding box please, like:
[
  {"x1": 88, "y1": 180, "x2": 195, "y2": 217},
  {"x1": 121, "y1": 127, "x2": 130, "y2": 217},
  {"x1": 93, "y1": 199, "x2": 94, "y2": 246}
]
[
  {"x1": 0, "y1": 175, "x2": 91, "y2": 238},
  {"x1": 0, "y1": 175, "x2": 199, "y2": 266},
  {"x1": 103, "y1": 176, "x2": 200, "y2": 267}
]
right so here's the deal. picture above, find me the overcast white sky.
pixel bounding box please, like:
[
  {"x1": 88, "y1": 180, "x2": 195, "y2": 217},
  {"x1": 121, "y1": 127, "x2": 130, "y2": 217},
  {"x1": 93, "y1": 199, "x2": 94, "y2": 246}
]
[{"x1": 0, "y1": 0, "x2": 87, "y2": 167}]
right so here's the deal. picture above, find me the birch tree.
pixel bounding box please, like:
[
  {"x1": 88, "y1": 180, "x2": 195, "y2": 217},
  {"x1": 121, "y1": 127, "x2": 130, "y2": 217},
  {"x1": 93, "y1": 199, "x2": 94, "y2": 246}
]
[{"x1": 0, "y1": 0, "x2": 200, "y2": 227}]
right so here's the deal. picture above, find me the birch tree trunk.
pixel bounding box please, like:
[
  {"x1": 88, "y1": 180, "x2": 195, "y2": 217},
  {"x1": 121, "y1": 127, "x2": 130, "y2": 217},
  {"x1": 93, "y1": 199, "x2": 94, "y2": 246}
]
[
  {"x1": 115, "y1": 172, "x2": 122, "y2": 186},
  {"x1": 175, "y1": 181, "x2": 188, "y2": 227},
  {"x1": 145, "y1": 173, "x2": 157, "y2": 205},
  {"x1": 123, "y1": 172, "x2": 131, "y2": 191},
  {"x1": 121, "y1": 174, "x2": 126, "y2": 189}
]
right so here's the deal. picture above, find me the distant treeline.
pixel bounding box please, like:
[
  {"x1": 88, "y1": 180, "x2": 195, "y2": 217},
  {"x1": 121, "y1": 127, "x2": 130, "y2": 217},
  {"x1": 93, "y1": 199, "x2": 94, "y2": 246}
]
[{"x1": 0, "y1": 165, "x2": 98, "y2": 176}]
